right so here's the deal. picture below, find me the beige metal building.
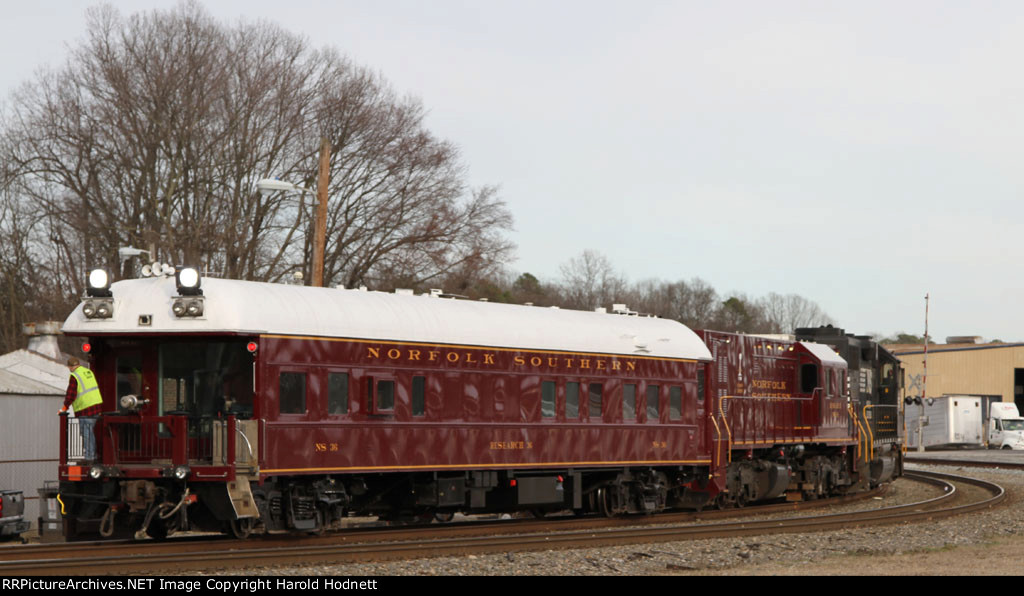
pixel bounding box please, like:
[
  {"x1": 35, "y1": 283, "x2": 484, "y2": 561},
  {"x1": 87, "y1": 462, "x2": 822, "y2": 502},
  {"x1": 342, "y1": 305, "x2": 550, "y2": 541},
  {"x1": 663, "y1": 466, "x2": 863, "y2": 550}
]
[{"x1": 889, "y1": 340, "x2": 1024, "y2": 410}]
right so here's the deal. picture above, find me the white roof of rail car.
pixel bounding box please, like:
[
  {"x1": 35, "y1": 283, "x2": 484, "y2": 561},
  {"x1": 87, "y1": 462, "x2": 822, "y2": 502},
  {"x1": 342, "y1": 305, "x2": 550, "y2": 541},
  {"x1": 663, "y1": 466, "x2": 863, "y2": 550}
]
[
  {"x1": 62, "y1": 277, "x2": 713, "y2": 361},
  {"x1": 798, "y1": 341, "x2": 847, "y2": 366}
]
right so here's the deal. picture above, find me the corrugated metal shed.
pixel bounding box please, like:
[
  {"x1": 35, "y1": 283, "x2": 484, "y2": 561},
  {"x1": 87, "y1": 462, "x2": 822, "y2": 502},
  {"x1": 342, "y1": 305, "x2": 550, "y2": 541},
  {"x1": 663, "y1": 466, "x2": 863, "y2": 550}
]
[{"x1": 0, "y1": 344, "x2": 69, "y2": 531}]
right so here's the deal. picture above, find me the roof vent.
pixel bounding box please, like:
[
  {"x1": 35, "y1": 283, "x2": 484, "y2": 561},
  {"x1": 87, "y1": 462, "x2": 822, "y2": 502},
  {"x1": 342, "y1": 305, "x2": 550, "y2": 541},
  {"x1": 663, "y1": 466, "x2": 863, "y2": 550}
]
[
  {"x1": 23, "y1": 321, "x2": 62, "y2": 360},
  {"x1": 946, "y1": 335, "x2": 983, "y2": 344},
  {"x1": 394, "y1": 288, "x2": 414, "y2": 296}
]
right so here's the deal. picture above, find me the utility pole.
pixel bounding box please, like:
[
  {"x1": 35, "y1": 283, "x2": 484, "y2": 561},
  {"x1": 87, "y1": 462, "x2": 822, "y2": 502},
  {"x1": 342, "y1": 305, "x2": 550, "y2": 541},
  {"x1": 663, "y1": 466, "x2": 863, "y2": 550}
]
[
  {"x1": 313, "y1": 137, "x2": 331, "y2": 287},
  {"x1": 918, "y1": 293, "x2": 929, "y2": 452}
]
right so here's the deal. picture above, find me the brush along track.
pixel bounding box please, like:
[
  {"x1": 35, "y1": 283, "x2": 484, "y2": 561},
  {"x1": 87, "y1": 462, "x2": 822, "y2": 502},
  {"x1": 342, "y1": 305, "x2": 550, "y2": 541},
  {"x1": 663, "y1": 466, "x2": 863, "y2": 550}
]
[{"x1": 0, "y1": 471, "x2": 1001, "y2": 575}]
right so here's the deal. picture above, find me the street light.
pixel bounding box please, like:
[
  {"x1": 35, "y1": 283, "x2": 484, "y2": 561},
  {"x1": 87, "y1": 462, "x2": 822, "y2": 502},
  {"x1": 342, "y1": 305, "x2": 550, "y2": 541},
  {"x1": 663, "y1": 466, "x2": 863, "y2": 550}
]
[
  {"x1": 255, "y1": 179, "x2": 310, "y2": 194},
  {"x1": 256, "y1": 138, "x2": 331, "y2": 287}
]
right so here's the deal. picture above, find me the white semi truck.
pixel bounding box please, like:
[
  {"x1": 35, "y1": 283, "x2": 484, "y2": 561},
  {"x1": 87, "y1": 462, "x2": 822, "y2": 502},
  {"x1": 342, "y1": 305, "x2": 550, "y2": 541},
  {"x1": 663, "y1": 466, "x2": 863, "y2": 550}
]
[{"x1": 987, "y1": 402, "x2": 1024, "y2": 450}]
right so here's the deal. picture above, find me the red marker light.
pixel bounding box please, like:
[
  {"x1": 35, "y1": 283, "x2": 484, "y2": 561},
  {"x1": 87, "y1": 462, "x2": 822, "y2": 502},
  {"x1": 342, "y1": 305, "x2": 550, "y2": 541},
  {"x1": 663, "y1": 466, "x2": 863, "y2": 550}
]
[
  {"x1": 81, "y1": 343, "x2": 91, "y2": 353},
  {"x1": 510, "y1": 479, "x2": 517, "y2": 487},
  {"x1": 247, "y1": 342, "x2": 258, "y2": 353},
  {"x1": 557, "y1": 475, "x2": 564, "y2": 483}
]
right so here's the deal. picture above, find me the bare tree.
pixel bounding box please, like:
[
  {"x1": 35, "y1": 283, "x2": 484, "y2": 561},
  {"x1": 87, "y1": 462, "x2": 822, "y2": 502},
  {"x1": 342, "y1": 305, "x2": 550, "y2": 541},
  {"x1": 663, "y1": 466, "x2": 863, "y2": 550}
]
[
  {"x1": 627, "y1": 277, "x2": 721, "y2": 329},
  {"x1": 1, "y1": 2, "x2": 513, "y2": 303},
  {"x1": 557, "y1": 250, "x2": 628, "y2": 311},
  {"x1": 759, "y1": 292, "x2": 833, "y2": 334}
]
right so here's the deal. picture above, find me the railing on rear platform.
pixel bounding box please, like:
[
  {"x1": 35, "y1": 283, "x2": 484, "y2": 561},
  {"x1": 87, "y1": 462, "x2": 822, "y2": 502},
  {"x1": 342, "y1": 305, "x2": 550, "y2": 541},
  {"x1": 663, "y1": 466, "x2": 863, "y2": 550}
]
[{"x1": 60, "y1": 413, "x2": 243, "y2": 468}]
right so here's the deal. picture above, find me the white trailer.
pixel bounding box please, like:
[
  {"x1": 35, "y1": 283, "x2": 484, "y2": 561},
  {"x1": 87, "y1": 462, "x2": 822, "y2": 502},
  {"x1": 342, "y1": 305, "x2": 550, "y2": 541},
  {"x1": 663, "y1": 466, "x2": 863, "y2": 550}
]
[{"x1": 905, "y1": 395, "x2": 984, "y2": 449}]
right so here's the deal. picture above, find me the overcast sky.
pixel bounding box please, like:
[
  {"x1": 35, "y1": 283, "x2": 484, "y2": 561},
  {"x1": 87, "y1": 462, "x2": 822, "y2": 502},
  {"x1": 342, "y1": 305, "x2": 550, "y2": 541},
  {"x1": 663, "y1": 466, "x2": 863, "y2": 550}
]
[{"x1": 4, "y1": 1, "x2": 1024, "y2": 342}]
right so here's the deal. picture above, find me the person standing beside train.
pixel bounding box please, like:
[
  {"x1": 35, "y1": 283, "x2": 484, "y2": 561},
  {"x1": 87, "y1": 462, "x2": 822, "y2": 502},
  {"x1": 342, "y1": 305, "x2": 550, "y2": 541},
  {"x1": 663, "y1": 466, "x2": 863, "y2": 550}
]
[{"x1": 60, "y1": 357, "x2": 104, "y2": 462}]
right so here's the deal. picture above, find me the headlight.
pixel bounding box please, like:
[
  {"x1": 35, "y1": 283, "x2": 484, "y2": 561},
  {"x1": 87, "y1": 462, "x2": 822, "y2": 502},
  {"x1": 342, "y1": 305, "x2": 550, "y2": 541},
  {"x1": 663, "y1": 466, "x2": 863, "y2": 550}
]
[
  {"x1": 83, "y1": 299, "x2": 113, "y2": 319},
  {"x1": 185, "y1": 299, "x2": 203, "y2": 316},
  {"x1": 89, "y1": 465, "x2": 104, "y2": 480},
  {"x1": 173, "y1": 465, "x2": 190, "y2": 480},
  {"x1": 175, "y1": 267, "x2": 202, "y2": 296},
  {"x1": 86, "y1": 269, "x2": 112, "y2": 297},
  {"x1": 172, "y1": 297, "x2": 204, "y2": 318}
]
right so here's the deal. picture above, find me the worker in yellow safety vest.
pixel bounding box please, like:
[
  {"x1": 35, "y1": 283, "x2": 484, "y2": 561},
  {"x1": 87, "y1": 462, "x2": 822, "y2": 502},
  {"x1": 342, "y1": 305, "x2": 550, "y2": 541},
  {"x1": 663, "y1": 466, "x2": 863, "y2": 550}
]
[{"x1": 60, "y1": 357, "x2": 104, "y2": 462}]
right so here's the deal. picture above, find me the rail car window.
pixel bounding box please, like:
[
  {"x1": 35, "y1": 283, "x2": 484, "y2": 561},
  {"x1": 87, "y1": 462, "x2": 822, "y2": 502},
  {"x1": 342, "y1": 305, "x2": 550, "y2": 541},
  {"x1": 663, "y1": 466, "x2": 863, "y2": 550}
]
[
  {"x1": 623, "y1": 383, "x2": 637, "y2": 420},
  {"x1": 801, "y1": 364, "x2": 819, "y2": 394},
  {"x1": 158, "y1": 341, "x2": 251, "y2": 419},
  {"x1": 116, "y1": 354, "x2": 143, "y2": 404},
  {"x1": 669, "y1": 387, "x2": 683, "y2": 421},
  {"x1": 375, "y1": 379, "x2": 395, "y2": 411},
  {"x1": 412, "y1": 376, "x2": 426, "y2": 416},
  {"x1": 327, "y1": 372, "x2": 349, "y2": 415},
  {"x1": 541, "y1": 381, "x2": 556, "y2": 418},
  {"x1": 465, "y1": 378, "x2": 480, "y2": 418},
  {"x1": 647, "y1": 385, "x2": 660, "y2": 422},
  {"x1": 566, "y1": 382, "x2": 580, "y2": 419},
  {"x1": 667, "y1": 386, "x2": 682, "y2": 421},
  {"x1": 588, "y1": 383, "x2": 603, "y2": 420},
  {"x1": 279, "y1": 372, "x2": 306, "y2": 414}
]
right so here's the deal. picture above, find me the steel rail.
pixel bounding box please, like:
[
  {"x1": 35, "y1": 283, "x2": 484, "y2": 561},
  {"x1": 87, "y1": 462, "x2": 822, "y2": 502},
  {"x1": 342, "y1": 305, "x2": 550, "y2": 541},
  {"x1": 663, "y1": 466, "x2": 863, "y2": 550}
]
[
  {"x1": 1, "y1": 471, "x2": 1000, "y2": 575},
  {"x1": 905, "y1": 455, "x2": 1024, "y2": 471},
  {"x1": 0, "y1": 484, "x2": 890, "y2": 564}
]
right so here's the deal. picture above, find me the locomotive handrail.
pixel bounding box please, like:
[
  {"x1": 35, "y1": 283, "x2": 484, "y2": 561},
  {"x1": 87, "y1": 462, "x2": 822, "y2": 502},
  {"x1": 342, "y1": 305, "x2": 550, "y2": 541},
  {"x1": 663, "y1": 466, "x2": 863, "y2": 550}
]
[
  {"x1": 709, "y1": 412, "x2": 726, "y2": 469},
  {"x1": 719, "y1": 390, "x2": 825, "y2": 456},
  {"x1": 861, "y1": 404, "x2": 901, "y2": 462},
  {"x1": 863, "y1": 405, "x2": 876, "y2": 461},
  {"x1": 849, "y1": 403, "x2": 865, "y2": 461},
  {"x1": 716, "y1": 397, "x2": 732, "y2": 463}
]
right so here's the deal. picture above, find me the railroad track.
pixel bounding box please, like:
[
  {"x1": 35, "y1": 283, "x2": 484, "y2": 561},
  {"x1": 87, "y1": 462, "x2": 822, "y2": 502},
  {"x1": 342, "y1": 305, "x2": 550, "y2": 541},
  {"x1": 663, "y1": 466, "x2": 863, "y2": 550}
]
[
  {"x1": 905, "y1": 455, "x2": 1024, "y2": 470},
  {"x1": 0, "y1": 471, "x2": 1002, "y2": 575}
]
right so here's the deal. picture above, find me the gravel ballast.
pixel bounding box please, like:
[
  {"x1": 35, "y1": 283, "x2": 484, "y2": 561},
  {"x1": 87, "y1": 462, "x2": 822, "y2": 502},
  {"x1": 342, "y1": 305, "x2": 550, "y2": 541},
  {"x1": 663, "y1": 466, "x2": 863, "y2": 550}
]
[{"x1": 194, "y1": 464, "x2": 1024, "y2": 576}]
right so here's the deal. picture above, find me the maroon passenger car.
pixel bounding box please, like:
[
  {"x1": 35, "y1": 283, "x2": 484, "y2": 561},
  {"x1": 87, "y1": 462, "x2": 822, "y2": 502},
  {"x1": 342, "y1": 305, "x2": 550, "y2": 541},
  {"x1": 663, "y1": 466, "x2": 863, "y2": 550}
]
[{"x1": 57, "y1": 273, "x2": 900, "y2": 539}]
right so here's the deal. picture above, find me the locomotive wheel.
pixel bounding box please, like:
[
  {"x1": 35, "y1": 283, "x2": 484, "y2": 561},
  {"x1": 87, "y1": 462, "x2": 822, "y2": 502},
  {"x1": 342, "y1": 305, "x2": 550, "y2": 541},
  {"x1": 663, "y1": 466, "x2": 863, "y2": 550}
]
[
  {"x1": 230, "y1": 517, "x2": 255, "y2": 539},
  {"x1": 146, "y1": 519, "x2": 169, "y2": 541},
  {"x1": 597, "y1": 487, "x2": 612, "y2": 517},
  {"x1": 434, "y1": 511, "x2": 455, "y2": 522}
]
